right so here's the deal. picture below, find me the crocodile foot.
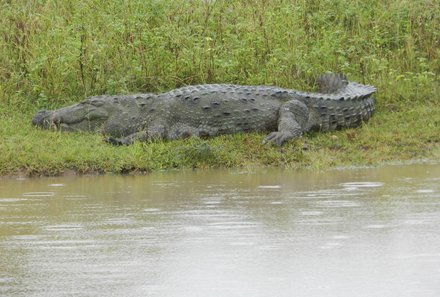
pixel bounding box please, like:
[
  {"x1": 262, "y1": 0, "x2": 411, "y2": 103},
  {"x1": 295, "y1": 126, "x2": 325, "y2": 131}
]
[
  {"x1": 106, "y1": 137, "x2": 128, "y2": 146},
  {"x1": 263, "y1": 131, "x2": 300, "y2": 146}
]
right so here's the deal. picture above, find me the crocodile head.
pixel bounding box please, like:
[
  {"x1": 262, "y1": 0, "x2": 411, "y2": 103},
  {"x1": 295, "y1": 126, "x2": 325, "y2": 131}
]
[{"x1": 32, "y1": 97, "x2": 118, "y2": 133}]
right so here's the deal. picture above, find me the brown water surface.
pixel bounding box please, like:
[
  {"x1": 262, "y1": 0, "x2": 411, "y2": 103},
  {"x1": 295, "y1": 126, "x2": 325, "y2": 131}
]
[{"x1": 1, "y1": 164, "x2": 440, "y2": 296}]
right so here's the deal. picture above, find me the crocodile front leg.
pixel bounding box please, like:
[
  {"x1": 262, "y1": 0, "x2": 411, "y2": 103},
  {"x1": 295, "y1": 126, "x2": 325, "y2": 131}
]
[
  {"x1": 263, "y1": 100, "x2": 309, "y2": 146},
  {"x1": 106, "y1": 131, "x2": 149, "y2": 145},
  {"x1": 106, "y1": 123, "x2": 166, "y2": 145}
]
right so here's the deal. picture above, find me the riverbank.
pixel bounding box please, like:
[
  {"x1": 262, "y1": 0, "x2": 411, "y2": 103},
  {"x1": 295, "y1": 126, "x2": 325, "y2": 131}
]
[
  {"x1": 1, "y1": 0, "x2": 439, "y2": 176},
  {"x1": 1, "y1": 100, "x2": 439, "y2": 177}
]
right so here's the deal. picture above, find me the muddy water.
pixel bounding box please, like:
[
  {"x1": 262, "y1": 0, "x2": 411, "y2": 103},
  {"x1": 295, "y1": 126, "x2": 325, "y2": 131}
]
[{"x1": 1, "y1": 164, "x2": 440, "y2": 297}]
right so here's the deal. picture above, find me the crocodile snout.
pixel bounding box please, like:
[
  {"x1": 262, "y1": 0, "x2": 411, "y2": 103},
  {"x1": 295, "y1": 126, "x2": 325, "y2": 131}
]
[{"x1": 32, "y1": 110, "x2": 54, "y2": 127}]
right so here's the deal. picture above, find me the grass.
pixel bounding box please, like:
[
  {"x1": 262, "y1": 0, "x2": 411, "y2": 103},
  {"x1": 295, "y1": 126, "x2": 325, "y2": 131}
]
[{"x1": 0, "y1": 0, "x2": 439, "y2": 176}]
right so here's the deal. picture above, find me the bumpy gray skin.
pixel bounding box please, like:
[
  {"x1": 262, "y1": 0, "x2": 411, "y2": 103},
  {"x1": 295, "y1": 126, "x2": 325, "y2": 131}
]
[{"x1": 32, "y1": 73, "x2": 375, "y2": 146}]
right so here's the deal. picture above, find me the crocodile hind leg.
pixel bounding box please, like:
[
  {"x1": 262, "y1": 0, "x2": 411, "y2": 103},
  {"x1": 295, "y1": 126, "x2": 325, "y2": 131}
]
[{"x1": 263, "y1": 99, "x2": 309, "y2": 146}]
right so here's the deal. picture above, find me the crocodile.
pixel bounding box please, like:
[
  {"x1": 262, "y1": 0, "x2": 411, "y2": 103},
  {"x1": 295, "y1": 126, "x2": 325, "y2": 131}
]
[{"x1": 32, "y1": 73, "x2": 375, "y2": 146}]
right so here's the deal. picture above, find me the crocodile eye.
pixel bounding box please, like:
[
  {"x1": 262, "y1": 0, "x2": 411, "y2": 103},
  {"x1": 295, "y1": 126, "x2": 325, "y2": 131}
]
[
  {"x1": 86, "y1": 109, "x2": 108, "y2": 120},
  {"x1": 90, "y1": 99, "x2": 104, "y2": 107}
]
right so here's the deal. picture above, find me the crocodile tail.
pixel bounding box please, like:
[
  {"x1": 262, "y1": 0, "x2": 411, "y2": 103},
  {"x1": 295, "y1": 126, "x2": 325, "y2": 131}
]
[{"x1": 317, "y1": 73, "x2": 348, "y2": 94}]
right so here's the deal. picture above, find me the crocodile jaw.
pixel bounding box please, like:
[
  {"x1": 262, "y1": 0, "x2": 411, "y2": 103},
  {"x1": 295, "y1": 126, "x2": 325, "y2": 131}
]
[{"x1": 32, "y1": 104, "x2": 109, "y2": 132}]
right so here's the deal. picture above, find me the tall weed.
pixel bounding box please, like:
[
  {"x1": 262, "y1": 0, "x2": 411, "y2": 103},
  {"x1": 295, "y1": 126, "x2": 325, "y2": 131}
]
[{"x1": 0, "y1": 0, "x2": 438, "y2": 110}]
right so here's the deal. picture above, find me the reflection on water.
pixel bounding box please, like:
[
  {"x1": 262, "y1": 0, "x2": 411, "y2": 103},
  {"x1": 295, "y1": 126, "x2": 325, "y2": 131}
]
[{"x1": 1, "y1": 164, "x2": 440, "y2": 297}]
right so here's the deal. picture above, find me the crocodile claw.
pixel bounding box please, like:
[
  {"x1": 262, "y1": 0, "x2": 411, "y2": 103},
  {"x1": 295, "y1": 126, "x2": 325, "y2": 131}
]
[
  {"x1": 263, "y1": 131, "x2": 296, "y2": 146},
  {"x1": 106, "y1": 137, "x2": 126, "y2": 146}
]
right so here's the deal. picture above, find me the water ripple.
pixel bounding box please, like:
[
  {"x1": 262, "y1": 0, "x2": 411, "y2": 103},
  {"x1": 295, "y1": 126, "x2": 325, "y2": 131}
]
[
  {"x1": 315, "y1": 200, "x2": 361, "y2": 208},
  {"x1": 22, "y1": 192, "x2": 55, "y2": 197},
  {"x1": 340, "y1": 182, "x2": 384, "y2": 190}
]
